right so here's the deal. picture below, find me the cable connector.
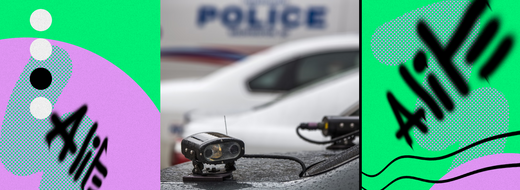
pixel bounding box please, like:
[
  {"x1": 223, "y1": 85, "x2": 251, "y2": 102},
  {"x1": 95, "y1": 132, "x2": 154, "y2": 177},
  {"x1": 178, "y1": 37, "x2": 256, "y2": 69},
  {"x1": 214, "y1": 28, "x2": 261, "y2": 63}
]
[{"x1": 298, "y1": 122, "x2": 324, "y2": 130}]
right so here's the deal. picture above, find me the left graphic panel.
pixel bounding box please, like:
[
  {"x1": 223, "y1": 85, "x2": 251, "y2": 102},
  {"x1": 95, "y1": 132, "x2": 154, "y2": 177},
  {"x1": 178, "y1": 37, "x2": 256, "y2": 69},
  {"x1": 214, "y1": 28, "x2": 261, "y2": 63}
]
[{"x1": 0, "y1": 1, "x2": 159, "y2": 189}]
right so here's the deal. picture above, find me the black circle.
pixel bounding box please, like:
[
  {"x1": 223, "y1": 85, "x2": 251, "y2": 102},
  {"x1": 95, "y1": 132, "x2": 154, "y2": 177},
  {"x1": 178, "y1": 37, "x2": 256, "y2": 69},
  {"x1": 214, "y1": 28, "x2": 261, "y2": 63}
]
[
  {"x1": 30, "y1": 67, "x2": 52, "y2": 90},
  {"x1": 413, "y1": 51, "x2": 427, "y2": 73},
  {"x1": 229, "y1": 145, "x2": 239, "y2": 154},
  {"x1": 204, "y1": 149, "x2": 213, "y2": 158},
  {"x1": 93, "y1": 136, "x2": 100, "y2": 148}
]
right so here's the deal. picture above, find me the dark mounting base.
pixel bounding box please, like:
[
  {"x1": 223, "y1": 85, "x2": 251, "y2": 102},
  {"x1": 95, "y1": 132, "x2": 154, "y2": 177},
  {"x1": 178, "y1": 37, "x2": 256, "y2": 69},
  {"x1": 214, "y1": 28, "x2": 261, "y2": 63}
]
[
  {"x1": 326, "y1": 134, "x2": 356, "y2": 150},
  {"x1": 183, "y1": 161, "x2": 236, "y2": 182},
  {"x1": 183, "y1": 172, "x2": 233, "y2": 182}
]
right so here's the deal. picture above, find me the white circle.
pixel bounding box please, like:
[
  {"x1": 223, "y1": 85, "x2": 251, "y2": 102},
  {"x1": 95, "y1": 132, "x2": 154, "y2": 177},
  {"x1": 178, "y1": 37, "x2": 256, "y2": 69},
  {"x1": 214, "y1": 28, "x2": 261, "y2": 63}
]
[
  {"x1": 30, "y1": 97, "x2": 53, "y2": 119},
  {"x1": 30, "y1": 38, "x2": 52, "y2": 60},
  {"x1": 30, "y1": 9, "x2": 52, "y2": 31}
]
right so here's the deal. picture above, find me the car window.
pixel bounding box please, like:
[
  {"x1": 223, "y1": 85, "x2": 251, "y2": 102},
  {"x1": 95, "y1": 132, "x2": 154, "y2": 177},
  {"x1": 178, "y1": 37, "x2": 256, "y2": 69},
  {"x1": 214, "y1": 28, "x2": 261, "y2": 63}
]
[
  {"x1": 248, "y1": 50, "x2": 358, "y2": 92},
  {"x1": 295, "y1": 51, "x2": 358, "y2": 86},
  {"x1": 349, "y1": 109, "x2": 359, "y2": 116},
  {"x1": 248, "y1": 61, "x2": 294, "y2": 91}
]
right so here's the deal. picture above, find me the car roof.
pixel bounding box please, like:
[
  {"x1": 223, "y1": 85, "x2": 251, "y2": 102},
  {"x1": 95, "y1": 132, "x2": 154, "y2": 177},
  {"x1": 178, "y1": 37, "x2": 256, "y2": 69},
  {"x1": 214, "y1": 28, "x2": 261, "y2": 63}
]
[
  {"x1": 202, "y1": 34, "x2": 359, "y2": 84},
  {"x1": 266, "y1": 34, "x2": 359, "y2": 54}
]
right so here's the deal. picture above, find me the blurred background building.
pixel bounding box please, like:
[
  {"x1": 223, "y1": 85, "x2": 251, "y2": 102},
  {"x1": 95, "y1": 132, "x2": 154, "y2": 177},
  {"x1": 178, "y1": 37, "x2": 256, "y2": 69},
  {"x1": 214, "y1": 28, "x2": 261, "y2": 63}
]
[{"x1": 161, "y1": 0, "x2": 359, "y2": 169}]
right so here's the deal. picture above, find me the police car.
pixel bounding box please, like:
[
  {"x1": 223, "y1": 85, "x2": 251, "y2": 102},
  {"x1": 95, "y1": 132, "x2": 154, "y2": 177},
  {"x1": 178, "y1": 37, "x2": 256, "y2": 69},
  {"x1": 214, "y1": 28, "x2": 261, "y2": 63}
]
[{"x1": 161, "y1": 34, "x2": 358, "y2": 165}]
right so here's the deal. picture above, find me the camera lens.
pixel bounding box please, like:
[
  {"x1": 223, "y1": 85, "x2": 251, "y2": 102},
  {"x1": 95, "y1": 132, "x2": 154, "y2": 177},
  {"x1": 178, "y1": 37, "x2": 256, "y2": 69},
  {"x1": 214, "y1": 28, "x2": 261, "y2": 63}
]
[
  {"x1": 229, "y1": 144, "x2": 239, "y2": 154},
  {"x1": 204, "y1": 149, "x2": 213, "y2": 158}
]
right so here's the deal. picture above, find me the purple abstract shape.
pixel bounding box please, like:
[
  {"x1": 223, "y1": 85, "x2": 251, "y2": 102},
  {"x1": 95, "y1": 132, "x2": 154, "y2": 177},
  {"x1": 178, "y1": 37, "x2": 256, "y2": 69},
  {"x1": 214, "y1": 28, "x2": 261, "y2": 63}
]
[
  {"x1": 0, "y1": 161, "x2": 42, "y2": 189},
  {"x1": 0, "y1": 38, "x2": 159, "y2": 189},
  {"x1": 431, "y1": 153, "x2": 520, "y2": 189}
]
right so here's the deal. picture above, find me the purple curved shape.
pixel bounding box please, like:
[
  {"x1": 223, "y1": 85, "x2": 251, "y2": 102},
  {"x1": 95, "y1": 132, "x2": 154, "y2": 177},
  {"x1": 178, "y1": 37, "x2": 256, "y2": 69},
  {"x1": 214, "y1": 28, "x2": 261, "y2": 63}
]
[
  {"x1": 0, "y1": 38, "x2": 159, "y2": 189},
  {"x1": 431, "y1": 153, "x2": 520, "y2": 189}
]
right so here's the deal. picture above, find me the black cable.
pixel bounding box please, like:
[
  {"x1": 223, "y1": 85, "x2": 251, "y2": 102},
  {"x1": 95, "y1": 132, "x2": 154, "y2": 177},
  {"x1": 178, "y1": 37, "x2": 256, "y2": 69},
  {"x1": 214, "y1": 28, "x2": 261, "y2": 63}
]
[
  {"x1": 381, "y1": 162, "x2": 520, "y2": 190},
  {"x1": 362, "y1": 130, "x2": 520, "y2": 178},
  {"x1": 240, "y1": 127, "x2": 359, "y2": 178},
  {"x1": 243, "y1": 154, "x2": 307, "y2": 177},
  {"x1": 296, "y1": 126, "x2": 359, "y2": 144}
]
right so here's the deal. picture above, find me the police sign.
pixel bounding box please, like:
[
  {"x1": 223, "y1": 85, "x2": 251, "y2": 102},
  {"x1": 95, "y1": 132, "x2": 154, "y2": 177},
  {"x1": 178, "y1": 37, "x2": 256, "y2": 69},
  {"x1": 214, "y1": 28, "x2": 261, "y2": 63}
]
[
  {"x1": 161, "y1": 0, "x2": 358, "y2": 51},
  {"x1": 197, "y1": 2, "x2": 326, "y2": 37}
]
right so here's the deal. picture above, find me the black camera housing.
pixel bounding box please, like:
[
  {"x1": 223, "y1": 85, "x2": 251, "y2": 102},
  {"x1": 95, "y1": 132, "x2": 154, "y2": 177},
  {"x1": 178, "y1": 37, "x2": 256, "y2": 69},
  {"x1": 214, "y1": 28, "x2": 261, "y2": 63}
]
[
  {"x1": 181, "y1": 132, "x2": 245, "y2": 165},
  {"x1": 321, "y1": 116, "x2": 359, "y2": 137}
]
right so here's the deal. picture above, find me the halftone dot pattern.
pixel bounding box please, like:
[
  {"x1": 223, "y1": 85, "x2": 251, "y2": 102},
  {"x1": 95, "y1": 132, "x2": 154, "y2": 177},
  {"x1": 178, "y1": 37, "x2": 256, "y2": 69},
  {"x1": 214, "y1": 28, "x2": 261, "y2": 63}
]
[
  {"x1": 371, "y1": 1, "x2": 479, "y2": 68},
  {"x1": 1, "y1": 46, "x2": 72, "y2": 175},
  {"x1": 42, "y1": 113, "x2": 96, "y2": 190},
  {"x1": 414, "y1": 88, "x2": 508, "y2": 170},
  {"x1": 0, "y1": 46, "x2": 96, "y2": 189},
  {"x1": 407, "y1": 2, "x2": 508, "y2": 170},
  {"x1": 370, "y1": 0, "x2": 509, "y2": 171}
]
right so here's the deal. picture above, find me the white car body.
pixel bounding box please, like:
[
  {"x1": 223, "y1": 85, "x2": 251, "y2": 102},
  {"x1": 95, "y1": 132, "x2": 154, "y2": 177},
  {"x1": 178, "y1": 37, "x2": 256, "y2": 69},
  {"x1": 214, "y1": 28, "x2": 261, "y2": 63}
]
[
  {"x1": 181, "y1": 70, "x2": 359, "y2": 153},
  {"x1": 161, "y1": 34, "x2": 358, "y2": 167},
  {"x1": 161, "y1": 34, "x2": 358, "y2": 124}
]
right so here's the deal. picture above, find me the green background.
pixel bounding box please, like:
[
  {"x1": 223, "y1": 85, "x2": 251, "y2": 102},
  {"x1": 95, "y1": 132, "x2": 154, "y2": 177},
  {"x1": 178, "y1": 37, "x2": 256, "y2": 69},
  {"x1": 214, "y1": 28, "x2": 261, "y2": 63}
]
[
  {"x1": 362, "y1": 0, "x2": 520, "y2": 189},
  {"x1": 0, "y1": 1, "x2": 160, "y2": 110}
]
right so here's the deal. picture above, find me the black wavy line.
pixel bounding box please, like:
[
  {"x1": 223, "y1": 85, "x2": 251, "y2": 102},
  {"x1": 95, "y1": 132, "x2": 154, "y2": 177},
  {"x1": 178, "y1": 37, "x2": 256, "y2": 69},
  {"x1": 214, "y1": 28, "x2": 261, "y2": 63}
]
[
  {"x1": 362, "y1": 130, "x2": 520, "y2": 177},
  {"x1": 381, "y1": 162, "x2": 520, "y2": 189}
]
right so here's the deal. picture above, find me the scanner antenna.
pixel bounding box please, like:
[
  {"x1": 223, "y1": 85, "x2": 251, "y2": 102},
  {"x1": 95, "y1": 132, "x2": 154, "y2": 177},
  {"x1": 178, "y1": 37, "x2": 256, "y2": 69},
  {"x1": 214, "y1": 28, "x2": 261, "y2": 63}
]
[{"x1": 224, "y1": 115, "x2": 228, "y2": 135}]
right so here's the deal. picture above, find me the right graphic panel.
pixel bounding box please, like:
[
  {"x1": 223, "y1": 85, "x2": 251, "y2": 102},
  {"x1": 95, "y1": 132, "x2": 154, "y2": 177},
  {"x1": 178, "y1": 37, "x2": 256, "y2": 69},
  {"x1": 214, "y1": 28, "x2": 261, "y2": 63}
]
[{"x1": 362, "y1": 0, "x2": 520, "y2": 189}]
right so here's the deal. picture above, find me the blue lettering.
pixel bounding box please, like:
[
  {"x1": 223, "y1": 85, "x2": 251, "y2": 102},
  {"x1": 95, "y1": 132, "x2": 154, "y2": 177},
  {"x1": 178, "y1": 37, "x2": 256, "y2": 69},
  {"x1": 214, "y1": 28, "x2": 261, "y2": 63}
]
[
  {"x1": 198, "y1": 6, "x2": 217, "y2": 27},
  {"x1": 248, "y1": 6, "x2": 262, "y2": 29},
  {"x1": 268, "y1": 6, "x2": 277, "y2": 27},
  {"x1": 281, "y1": 6, "x2": 300, "y2": 29},
  {"x1": 307, "y1": 6, "x2": 325, "y2": 29},
  {"x1": 222, "y1": 6, "x2": 243, "y2": 29},
  {"x1": 196, "y1": 3, "x2": 326, "y2": 36}
]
